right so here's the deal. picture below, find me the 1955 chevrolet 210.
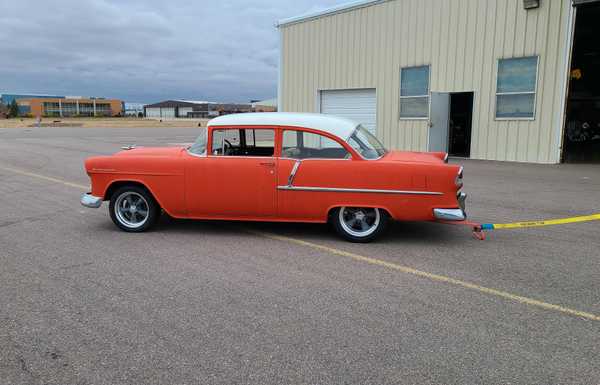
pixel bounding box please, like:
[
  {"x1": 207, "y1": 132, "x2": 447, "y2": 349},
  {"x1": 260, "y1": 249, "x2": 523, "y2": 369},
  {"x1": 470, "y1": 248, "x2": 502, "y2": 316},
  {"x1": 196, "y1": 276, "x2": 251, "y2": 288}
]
[{"x1": 81, "y1": 112, "x2": 466, "y2": 242}]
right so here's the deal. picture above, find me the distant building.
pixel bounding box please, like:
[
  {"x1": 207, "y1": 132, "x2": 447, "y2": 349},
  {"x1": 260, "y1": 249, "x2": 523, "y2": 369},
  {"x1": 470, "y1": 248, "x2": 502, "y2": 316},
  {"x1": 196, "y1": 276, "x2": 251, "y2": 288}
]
[
  {"x1": 124, "y1": 102, "x2": 145, "y2": 117},
  {"x1": 1, "y1": 94, "x2": 63, "y2": 116},
  {"x1": 144, "y1": 100, "x2": 208, "y2": 119},
  {"x1": 251, "y1": 98, "x2": 277, "y2": 112},
  {"x1": 144, "y1": 100, "x2": 257, "y2": 119},
  {"x1": 0, "y1": 93, "x2": 124, "y2": 117}
]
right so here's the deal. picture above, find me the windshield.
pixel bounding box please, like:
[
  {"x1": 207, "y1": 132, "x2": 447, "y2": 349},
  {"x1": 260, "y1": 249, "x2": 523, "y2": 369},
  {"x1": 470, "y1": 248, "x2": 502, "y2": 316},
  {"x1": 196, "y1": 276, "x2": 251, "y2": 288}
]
[
  {"x1": 347, "y1": 125, "x2": 388, "y2": 159},
  {"x1": 188, "y1": 127, "x2": 207, "y2": 155}
]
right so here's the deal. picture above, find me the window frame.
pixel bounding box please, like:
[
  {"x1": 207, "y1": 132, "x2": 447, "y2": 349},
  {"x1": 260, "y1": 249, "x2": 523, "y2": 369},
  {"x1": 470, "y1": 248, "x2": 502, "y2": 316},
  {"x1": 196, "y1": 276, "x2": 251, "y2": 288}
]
[
  {"x1": 399, "y1": 65, "x2": 431, "y2": 121},
  {"x1": 494, "y1": 56, "x2": 539, "y2": 121}
]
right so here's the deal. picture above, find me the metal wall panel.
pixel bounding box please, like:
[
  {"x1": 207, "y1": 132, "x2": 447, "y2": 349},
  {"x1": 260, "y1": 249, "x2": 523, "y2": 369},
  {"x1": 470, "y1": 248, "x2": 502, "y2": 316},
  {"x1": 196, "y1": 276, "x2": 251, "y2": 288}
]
[
  {"x1": 178, "y1": 107, "x2": 193, "y2": 118},
  {"x1": 280, "y1": 0, "x2": 571, "y2": 163}
]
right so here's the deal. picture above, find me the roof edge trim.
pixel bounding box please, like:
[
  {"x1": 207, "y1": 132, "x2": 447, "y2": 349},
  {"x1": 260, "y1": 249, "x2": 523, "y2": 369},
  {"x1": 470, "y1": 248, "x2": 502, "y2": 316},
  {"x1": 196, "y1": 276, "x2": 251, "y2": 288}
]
[{"x1": 276, "y1": 0, "x2": 387, "y2": 28}]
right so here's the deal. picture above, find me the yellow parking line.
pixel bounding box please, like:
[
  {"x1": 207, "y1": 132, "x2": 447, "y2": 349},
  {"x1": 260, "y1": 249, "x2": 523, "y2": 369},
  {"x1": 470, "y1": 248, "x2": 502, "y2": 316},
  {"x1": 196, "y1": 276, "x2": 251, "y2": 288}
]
[
  {"x1": 0, "y1": 165, "x2": 89, "y2": 190},
  {"x1": 252, "y1": 231, "x2": 600, "y2": 322},
  {"x1": 2, "y1": 164, "x2": 598, "y2": 322}
]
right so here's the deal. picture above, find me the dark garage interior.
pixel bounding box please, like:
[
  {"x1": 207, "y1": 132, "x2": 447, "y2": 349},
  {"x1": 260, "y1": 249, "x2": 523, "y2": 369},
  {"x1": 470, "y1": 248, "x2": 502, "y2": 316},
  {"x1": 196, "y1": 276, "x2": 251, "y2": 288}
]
[
  {"x1": 448, "y1": 92, "x2": 473, "y2": 158},
  {"x1": 563, "y1": 2, "x2": 600, "y2": 162}
]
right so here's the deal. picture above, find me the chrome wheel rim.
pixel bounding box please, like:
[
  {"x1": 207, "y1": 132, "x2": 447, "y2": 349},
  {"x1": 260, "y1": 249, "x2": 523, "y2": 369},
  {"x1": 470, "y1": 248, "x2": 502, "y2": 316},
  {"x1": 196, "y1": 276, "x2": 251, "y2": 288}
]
[
  {"x1": 339, "y1": 207, "x2": 380, "y2": 237},
  {"x1": 114, "y1": 192, "x2": 149, "y2": 229}
]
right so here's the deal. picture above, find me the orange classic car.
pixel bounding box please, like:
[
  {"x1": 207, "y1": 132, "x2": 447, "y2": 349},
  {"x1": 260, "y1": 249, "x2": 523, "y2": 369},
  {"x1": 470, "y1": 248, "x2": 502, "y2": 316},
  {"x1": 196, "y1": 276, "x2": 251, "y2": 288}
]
[{"x1": 81, "y1": 113, "x2": 466, "y2": 242}]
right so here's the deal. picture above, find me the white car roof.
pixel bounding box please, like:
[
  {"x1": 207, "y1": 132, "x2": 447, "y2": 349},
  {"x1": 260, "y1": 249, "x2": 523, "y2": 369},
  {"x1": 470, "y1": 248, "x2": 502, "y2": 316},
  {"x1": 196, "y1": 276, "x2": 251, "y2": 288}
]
[{"x1": 207, "y1": 112, "x2": 359, "y2": 140}]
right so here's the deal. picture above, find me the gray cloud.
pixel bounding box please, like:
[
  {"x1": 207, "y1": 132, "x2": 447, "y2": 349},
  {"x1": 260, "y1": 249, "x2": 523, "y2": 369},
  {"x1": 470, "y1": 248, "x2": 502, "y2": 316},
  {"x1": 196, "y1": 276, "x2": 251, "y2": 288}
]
[{"x1": 0, "y1": 0, "x2": 342, "y2": 103}]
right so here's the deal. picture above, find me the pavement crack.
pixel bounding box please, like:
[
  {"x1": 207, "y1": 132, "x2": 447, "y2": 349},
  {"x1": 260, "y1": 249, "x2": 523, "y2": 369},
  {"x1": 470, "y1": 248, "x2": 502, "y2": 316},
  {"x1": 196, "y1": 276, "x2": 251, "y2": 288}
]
[{"x1": 18, "y1": 355, "x2": 30, "y2": 373}]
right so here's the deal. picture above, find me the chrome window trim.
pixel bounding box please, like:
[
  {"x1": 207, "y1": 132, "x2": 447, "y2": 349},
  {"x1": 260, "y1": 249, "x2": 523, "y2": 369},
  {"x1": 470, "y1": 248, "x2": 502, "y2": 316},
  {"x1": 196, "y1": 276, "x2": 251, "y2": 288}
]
[
  {"x1": 277, "y1": 185, "x2": 443, "y2": 195},
  {"x1": 186, "y1": 148, "x2": 207, "y2": 158},
  {"x1": 287, "y1": 160, "x2": 301, "y2": 186},
  {"x1": 346, "y1": 126, "x2": 388, "y2": 161}
]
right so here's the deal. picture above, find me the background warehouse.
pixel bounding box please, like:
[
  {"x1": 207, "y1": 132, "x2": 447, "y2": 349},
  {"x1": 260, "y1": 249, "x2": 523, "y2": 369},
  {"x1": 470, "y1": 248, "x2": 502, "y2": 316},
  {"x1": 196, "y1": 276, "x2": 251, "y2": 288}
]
[{"x1": 277, "y1": 0, "x2": 600, "y2": 163}]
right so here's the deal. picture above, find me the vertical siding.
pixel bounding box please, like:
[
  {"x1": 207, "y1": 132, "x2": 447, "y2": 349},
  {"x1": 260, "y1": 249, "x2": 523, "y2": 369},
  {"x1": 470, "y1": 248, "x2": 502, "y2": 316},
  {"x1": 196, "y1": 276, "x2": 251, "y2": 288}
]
[{"x1": 280, "y1": 0, "x2": 571, "y2": 163}]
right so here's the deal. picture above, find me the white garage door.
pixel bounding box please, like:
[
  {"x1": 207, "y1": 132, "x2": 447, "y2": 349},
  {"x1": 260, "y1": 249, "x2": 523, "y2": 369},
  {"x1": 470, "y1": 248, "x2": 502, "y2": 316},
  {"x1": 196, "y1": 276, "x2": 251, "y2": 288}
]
[
  {"x1": 160, "y1": 108, "x2": 175, "y2": 119},
  {"x1": 145, "y1": 107, "x2": 175, "y2": 119},
  {"x1": 145, "y1": 108, "x2": 161, "y2": 118},
  {"x1": 320, "y1": 89, "x2": 377, "y2": 134}
]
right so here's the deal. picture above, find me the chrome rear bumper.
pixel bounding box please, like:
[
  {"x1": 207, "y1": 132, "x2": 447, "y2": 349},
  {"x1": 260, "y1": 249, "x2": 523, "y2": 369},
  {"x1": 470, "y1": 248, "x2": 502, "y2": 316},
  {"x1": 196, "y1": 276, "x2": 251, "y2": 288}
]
[
  {"x1": 433, "y1": 192, "x2": 467, "y2": 221},
  {"x1": 81, "y1": 193, "x2": 102, "y2": 208},
  {"x1": 434, "y1": 208, "x2": 466, "y2": 221}
]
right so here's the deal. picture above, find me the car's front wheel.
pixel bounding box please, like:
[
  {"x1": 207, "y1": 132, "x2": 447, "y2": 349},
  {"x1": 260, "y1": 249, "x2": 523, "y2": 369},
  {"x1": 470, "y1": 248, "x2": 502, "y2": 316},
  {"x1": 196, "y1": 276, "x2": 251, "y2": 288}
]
[
  {"x1": 331, "y1": 207, "x2": 388, "y2": 243},
  {"x1": 109, "y1": 185, "x2": 159, "y2": 232}
]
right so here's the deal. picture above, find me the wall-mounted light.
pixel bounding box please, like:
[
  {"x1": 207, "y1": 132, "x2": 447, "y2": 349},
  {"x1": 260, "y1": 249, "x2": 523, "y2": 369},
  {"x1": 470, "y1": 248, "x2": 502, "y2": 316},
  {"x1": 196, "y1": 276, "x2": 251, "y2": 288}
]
[{"x1": 523, "y1": 0, "x2": 540, "y2": 9}]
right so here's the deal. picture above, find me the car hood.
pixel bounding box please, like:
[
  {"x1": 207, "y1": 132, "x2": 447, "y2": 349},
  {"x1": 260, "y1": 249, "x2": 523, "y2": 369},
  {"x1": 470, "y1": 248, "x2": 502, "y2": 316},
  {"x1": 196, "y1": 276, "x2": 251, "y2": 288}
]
[
  {"x1": 384, "y1": 150, "x2": 446, "y2": 163},
  {"x1": 115, "y1": 146, "x2": 185, "y2": 157}
]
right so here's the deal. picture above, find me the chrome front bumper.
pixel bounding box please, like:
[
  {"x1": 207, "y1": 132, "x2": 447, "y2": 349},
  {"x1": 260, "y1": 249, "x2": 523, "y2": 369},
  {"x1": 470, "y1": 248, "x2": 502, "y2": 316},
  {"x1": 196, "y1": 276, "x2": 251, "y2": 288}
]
[
  {"x1": 81, "y1": 193, "x2": 103, "y2": 208},
  {"x1": 433, "y1": 192, "x2": 467, "y2": 221}
]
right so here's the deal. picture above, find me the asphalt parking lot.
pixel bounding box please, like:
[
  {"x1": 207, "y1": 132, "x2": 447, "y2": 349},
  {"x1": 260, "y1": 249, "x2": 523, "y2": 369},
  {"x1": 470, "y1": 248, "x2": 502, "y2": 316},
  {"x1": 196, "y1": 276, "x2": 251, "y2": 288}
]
[{"x1": 1, "y1": 125, "x2": 599, "y2": 385}]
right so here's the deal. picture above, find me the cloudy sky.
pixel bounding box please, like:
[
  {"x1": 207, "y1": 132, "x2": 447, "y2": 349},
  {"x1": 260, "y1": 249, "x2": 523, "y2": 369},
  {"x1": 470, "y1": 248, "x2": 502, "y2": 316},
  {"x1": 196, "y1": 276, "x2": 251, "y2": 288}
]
[{"x1": 0, "y1": 0, "x2": 344, "y2": 103}]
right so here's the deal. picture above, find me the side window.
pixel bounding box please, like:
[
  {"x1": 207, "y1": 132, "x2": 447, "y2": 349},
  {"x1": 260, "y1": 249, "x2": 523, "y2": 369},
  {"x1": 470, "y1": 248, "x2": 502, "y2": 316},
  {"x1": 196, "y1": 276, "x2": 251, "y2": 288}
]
[
  {"x1": 400, "y1": 65, "x2": 430, "y2": 119},
  {"x1": 282, "y1": 130, "x2": 350, "y2": 159},
  {"x1": 212, "y1": 128, "x2": 274, "y2": 156},
  {"x1": 496, "y1": 56, "x2": 538, "y2": 119}
]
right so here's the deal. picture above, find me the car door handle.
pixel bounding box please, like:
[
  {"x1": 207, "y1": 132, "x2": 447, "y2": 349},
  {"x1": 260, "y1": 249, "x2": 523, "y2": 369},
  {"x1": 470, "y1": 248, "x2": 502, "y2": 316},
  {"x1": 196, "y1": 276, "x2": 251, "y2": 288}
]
[{"x1": 259, "y1": 161, "x2": 275, "y2": 166}]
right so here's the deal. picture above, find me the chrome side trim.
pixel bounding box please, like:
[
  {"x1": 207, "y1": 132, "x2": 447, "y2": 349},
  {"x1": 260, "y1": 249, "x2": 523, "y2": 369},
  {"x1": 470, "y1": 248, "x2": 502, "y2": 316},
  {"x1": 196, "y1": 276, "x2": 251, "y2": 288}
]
[
  {"x1": 279, "y1": 157, "x2": 352, "y2": 162},
  {"x1": 277, "y1": 185, "x2": 443, "y2": 195},
  {"x1": 81, "y1": 193, "x2": 102, "y2": 208},
  {"x1": 287, "y1": 160, "x2": 301, "y2": 186},
  {"x1": 433, "y1": 208, "x2": 466, "y2": 221}
]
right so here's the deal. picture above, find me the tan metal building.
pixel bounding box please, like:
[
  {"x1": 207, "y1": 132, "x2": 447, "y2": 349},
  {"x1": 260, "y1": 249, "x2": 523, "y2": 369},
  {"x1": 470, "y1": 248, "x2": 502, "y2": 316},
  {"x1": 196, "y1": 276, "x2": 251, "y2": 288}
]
[
  {"x1": 16, "y1": 97, "x2": 123, "y2": 117},
  {"x1": 277, "y1": 0, "x2": 600, "y2": 163}
]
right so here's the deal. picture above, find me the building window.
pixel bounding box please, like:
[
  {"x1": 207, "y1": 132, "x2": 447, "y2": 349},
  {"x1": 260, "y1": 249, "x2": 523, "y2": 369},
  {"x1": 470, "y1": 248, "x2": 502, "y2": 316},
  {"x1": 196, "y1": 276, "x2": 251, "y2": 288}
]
[
  {"x1": 496, "y1": 56, "x2": 538, "y2": 119},
  {"x1": 400, "y1": 65, "x2": 430, "y2": 119}
]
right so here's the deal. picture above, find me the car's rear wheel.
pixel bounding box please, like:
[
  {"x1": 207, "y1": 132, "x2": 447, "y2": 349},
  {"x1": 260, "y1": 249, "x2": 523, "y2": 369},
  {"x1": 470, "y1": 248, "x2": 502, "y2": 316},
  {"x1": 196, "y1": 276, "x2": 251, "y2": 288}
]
[
  {"x1": 109, "y1": 185, "x2": 159, "y2": 232},
  {"x1": 331, "y1": 207, "x2": 388, "y2": 243}
]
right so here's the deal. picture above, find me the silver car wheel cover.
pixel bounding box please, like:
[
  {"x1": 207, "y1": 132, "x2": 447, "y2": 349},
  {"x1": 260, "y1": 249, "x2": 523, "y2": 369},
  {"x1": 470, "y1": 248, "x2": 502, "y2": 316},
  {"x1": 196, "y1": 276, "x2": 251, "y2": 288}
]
[
  {"x1": 339, "y1": 207, "x2": 380, "y2": 237},
  {"x1": 114, "y1": 191, "x2": 149, "y2": 229}
]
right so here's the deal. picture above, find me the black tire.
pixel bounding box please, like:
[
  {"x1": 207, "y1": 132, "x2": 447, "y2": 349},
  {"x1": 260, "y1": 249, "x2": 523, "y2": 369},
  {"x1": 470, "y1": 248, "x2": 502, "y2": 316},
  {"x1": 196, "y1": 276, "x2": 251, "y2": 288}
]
[
  {"x1": 108, "y1": 185, "x2": 160, "y2": 232},
  {"x1": 331, "y1": 207, "x2": 388, "y2": 243}
]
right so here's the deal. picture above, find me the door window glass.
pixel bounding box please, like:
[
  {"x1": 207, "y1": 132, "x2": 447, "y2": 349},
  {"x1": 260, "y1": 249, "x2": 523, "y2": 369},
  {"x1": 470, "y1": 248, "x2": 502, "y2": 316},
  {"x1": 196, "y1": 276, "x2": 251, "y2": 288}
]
[
  {"x1": 212, "y1": 129, "x2": 274, "y2": 156},
  {"x1": 282, "y1": 130, "x2": 350, "y2": 159}
]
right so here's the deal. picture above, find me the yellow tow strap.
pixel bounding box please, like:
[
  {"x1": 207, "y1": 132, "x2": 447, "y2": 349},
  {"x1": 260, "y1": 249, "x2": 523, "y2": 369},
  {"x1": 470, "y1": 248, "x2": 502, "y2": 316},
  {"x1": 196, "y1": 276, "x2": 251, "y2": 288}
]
[{"x1": 481, "y1": 213, "x2": 600, "y2": 230}]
